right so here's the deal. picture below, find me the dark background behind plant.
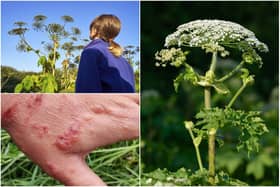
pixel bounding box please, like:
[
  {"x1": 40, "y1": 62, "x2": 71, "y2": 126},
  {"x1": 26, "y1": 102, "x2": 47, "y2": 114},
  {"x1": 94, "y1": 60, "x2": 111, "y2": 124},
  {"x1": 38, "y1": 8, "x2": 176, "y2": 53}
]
[{"x1": 141, "y1": 1, "x2": 278, "y2": 185}]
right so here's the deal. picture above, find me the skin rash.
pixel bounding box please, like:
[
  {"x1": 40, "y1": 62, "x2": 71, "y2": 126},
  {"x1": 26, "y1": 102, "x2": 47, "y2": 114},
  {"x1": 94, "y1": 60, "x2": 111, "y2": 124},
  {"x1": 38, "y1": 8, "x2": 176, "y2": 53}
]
[{"x1": 1, "y1": 94, "x2": 139, "y2": 186}]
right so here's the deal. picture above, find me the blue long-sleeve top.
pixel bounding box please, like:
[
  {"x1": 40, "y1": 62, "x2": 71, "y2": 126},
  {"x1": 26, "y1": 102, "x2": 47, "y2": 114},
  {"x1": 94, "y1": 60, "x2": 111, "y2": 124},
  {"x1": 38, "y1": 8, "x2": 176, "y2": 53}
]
[{"x1": 75, "y1": 39, "x2": 135, "y2": 93}]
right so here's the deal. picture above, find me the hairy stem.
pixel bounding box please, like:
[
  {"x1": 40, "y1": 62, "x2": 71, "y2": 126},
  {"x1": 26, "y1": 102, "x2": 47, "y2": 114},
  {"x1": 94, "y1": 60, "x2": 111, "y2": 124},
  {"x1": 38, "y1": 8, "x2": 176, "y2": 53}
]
[
  {"x1": 216, "y1": 61, "x2": 245, "y2": 83},
  {"x1": 186, "y1": 125, "x2": 203, "y2": 171},
  {"x1": 227, "y1": 82, "x2": 247, "y2": 108},
  {"x1": 206, "y1": 52, "x2": 217, "y2": 185}
]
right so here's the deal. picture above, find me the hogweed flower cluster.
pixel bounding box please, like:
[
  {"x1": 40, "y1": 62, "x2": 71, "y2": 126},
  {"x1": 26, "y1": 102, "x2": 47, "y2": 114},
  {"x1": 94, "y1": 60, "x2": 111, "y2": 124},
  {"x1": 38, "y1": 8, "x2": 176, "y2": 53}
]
[
  {"x1": 157, "y1": 19, "x2": 268, "y2": 68},
  {"x1": 155, "y1": 48, "x2": 188, "y2": 67},
  {"x1": 165, "y1": 19, "x2": 268, "y2": 52}
]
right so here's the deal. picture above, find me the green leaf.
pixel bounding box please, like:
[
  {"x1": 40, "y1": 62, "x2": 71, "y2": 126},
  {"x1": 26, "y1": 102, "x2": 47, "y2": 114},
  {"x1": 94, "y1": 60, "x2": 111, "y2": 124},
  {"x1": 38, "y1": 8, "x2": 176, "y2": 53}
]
[
  {"x1": 246, "y1": 151, "x2": 274, "y2": 179},
  {"x1": 40, "y1": 74, "x2": 58, "y2": 93},
  {"x1": 48, "y1": 51, "x2": 60, "y2": 62},
  {"x1": 22, "y1": 76, "x2": 34, "y2": 91},
  {"x1": 173, "y1": 64, "x2": 199, "y2": 92},
  {"x1": 246, "y1": 158, "x2": 264, "y2": 180},
  {"x1": 259, "y1": 152, "x2": 274, "y2": 167},
  {"x1": 14, "y1": 83, "x2": 23, "y2": 93},
  {"x1": 216, "y1": 151, "x2": 243, "y2": 174},
  {"x1": 37, "y1": 56, "x2": 47, "y2": 67},
  {"x1": 174, "y1": 72, "x2": 184, "y2": 92},
  {"x1": 183, "y1": 64, "x2": 199, "y2": 85}
]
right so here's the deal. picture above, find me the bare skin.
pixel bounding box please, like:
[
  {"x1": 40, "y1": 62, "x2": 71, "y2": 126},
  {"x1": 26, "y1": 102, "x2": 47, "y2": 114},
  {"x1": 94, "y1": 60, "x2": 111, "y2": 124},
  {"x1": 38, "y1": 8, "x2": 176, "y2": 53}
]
[{"x1": 1, "y1": 94, "x2": 139, "y2": 186}]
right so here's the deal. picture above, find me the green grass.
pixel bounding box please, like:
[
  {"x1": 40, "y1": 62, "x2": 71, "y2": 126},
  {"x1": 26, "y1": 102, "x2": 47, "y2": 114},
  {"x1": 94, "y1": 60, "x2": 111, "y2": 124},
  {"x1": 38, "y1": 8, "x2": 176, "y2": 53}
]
[{"x1": 1, "y1": 129, "x2": 139, "y2": 186}]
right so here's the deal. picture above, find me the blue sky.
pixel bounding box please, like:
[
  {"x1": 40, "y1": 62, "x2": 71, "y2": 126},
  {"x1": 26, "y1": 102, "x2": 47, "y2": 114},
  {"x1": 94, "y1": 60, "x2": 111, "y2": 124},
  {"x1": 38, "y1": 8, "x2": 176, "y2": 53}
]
[{"x1": 1, "y1": 1, "x2": 139, "y2": 72}]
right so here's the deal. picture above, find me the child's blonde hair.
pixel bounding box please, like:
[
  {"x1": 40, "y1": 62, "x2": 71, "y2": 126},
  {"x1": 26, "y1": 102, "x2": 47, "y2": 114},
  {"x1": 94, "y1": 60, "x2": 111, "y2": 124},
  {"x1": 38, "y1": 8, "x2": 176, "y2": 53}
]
[{"x1": 90, "y1": 14, "x2": 123, "y2": 57}]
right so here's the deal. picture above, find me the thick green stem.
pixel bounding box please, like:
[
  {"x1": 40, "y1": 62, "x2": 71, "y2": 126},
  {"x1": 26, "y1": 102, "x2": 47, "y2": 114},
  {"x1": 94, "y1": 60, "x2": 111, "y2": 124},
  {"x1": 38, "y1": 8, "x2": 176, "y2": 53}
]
[
  {"x1": 208, "y1": 128, "x2": 216, "y2": 184},
  {"x1": 186, "y1": 124, "x2": 203, "y2": 171},
  {"x1": 204, "y1": 87, "x2": 211, "y2": 109},
  {"x1": 216, "y1": 61, "x2": 245, "y2": 83},
  {"x1": 205, "y1": 52, "x2": 217, "y2": 185},
  {"x1": 227, "y1": 82, "x2": 247, "y2": 108}
]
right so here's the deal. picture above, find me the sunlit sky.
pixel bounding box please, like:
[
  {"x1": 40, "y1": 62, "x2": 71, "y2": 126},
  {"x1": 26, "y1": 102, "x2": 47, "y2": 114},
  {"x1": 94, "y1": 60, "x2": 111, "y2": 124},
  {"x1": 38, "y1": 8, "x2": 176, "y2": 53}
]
[{"x1": 1, "y1": 1, "x2": 139, "y2": 72}]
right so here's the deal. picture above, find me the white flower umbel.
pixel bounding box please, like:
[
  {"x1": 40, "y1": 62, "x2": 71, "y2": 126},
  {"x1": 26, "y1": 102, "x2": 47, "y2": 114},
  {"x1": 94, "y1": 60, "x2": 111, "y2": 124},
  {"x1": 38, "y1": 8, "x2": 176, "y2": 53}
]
[
  {"x1": 157, "y1": 19, "x2": 269, "y2": 68},
  {"x1": 165, "y1": 19, "x2": 268, "y2": 54}
]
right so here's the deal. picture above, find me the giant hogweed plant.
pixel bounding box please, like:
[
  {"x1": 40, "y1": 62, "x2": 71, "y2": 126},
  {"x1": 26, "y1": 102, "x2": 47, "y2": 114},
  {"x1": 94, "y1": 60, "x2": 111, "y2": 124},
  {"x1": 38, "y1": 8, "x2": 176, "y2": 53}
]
[
  {"x1": 144, "y1": 20, "x2": 269, "y2": 185},
  {"x1": 8, "y1": 15, "x2": 86, "y2": 92}
]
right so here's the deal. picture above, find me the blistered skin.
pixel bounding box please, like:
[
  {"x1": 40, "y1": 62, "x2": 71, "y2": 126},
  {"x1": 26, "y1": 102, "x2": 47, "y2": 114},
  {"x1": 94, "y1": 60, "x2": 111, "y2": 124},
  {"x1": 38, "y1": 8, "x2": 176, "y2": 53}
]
[
  {"x1": 1, "y1": 94, "x2": 139, "y2": 186},
  {"x1": 55, "y1": 123, "x2": 80, "y2": 151}
]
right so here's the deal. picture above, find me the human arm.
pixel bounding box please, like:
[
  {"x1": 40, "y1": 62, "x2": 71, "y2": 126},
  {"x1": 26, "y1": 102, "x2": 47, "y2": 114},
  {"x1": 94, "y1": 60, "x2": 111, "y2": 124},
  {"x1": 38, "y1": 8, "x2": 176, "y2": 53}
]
[{"x1": 1, "y1": 94, "x2": 139, "y2": 186}]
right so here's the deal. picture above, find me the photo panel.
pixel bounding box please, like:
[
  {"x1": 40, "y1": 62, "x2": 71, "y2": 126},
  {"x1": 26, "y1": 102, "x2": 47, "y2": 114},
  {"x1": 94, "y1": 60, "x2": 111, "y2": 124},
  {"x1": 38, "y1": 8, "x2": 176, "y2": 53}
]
[
  {"x1": 141, "y1": 1, "x2": 278, "y2": 186},
  {"x1": 1, "y1": 1, "x2": 139, "y2": 93},
  {"x1": 1, "y1": 0, "x2": 140, "y2": 186}
]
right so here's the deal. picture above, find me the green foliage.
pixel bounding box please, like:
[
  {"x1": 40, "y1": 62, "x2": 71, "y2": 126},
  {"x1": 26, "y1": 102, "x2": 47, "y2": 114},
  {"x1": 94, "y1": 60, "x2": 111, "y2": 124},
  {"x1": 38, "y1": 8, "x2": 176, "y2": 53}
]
[
  {"x1": 1, "y1": 66, "x2": 37, "y2": 93},
  {"x1": 193, "y1": 107, "x2": 269, "y2": 156},
  {"x1": 141, "y1": 2, "x2": 278, "y2": 185},
  {"x1": 216, "y1": 151, "x2": 244, "y2": 174},
  {"x1": 141, "y1": 168, "x2": 248, "y2": 186},
  {"x1": 173, "y1": 64, "x2": 199, "y2": 92},
  {"x1": 14, "y1": 74, "x2": 57, "y2": 93},
  {"x1": 37, "y1": 56, "x2": 47, "y2": 67},
  {"x1": 246, "y1": 152, "x2": 274, "y2": 180}
]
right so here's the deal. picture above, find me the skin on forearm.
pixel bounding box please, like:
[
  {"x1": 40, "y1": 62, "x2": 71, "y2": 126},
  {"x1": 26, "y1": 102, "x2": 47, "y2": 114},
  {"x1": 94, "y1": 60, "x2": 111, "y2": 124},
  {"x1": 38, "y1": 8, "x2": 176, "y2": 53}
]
[{"x1": 1, "y1": 93, "x2": 139, "y2": 186}]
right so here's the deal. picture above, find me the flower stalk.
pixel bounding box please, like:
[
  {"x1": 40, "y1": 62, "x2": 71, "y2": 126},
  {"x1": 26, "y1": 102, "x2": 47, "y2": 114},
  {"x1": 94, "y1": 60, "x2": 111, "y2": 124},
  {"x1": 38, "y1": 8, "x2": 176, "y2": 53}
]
[
  {"x1": 185, "y1": 121, "x2": 203, "y2": 171},
  {"x1": 216, "y1": 60, "x2": 245, "y2": 83}
]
